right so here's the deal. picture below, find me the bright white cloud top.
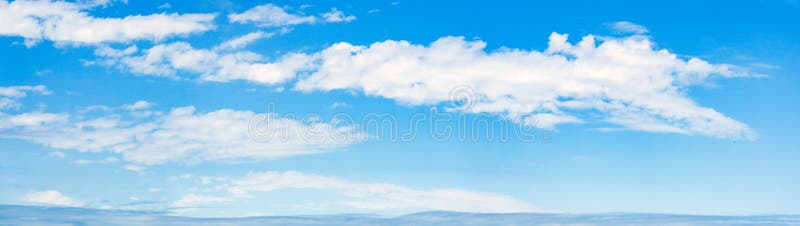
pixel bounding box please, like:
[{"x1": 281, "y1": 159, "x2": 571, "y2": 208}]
[
  {"x1": 297, "y1": 33, "x2": 755, "y2": 139},
  {"x1": 0, "y1": 0, "x2": 215, "y2": 45}
]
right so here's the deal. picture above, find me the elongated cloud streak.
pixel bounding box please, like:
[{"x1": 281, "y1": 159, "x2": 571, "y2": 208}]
[
  {"x1": 0, "y1": 0, "x2": 215, "y2": 45},
  {"x1": 228, "y1": 4, "x2": 355, "y2": 27},
  {"x1": 199, "y1": 171, "x2": 538, "y2": 213},
  {"x1": 0, "y1": 103, "x2": 362, "y2": 165}
]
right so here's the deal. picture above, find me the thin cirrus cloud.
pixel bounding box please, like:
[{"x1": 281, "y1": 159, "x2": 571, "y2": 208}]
[
  {"x1": 179, "y1": 171, "x2": 538, "y2": 213},
  {"x1": 0, "y1": 0, "x2": 216, "y2": 46},
  {"x1": 0, "y1": 95, "x2": 363, "y2": 166},
  {"x1": 213, "y1": 31, "x2": 277, "y2": 51},
  {"x1": 228, "y1": 3, "x2": 355, "y2": 27},
  {"x1": 609, "y1": 21, "x2": 649, "y2": 34},
  {"x1": 94, "y1": 31, "x2": 757, "y2": 140}
]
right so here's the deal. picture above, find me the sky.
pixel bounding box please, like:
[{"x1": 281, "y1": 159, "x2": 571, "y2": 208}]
[{"x1": 0, "y1": 0, "x2": 799, "y2": 217}]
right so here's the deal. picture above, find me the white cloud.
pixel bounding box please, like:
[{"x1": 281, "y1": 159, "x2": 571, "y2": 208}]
[
  {"x1": 525, "y1": 113, "x2": 582, "y2": 130},
  {"x1": 168, "y1": 174, "x2": 193, "y2": 181},
  {"x1": 72, "y1": 156, "x2": 119, "y2": 164},
  {"x1": 76, "y1": 0, "x2": 114, "y2": 8},
  {"x1": 122, "y1": 100, "x2": 154, "y2": 111},
  {"x1": 72, "y1": 159, "x2": 92, "y2": 164},
  {"x1": 1, "y1": 84, "x2": 49, "y2": 97},
  {"x1": 0, "y1": 85, "x2": 50, "y2": 110},
  {"x1": 294, "y1": 33, "x2": 756, "y2": 139},
  {"x1": 171, "y1": 194, "x2": 231, "y2": 208},
  {"x1": 123, "y1": 164, "x2": 146, "y2": 171},
  {"x1": 206, "y1": 171, "x2": 538, "y2": 213},
  {"x1": 24, "y1": 190, "x2": 84, "y2": 207},
  {"x1": 321, "y1": 8, "x2": 355, "y2": 23},
  {"x1": 228, "y1": 4, "x2": 354, "y2": 27},
  {"x1": 330, "y1": 102, "x2": 348, "y2": 109},
  {"x1": 0, "y1": 0, "x2": 216, "y2": 45},
  {"x1": 92, "y1": 32, "x2": 756, "y2": 139},
  {"x1": 156, "y1": 3, "x2": 170, "y2": 10},
  {"x1": 213, "y1": 31, "x2": 274, "y2": 51},
  {"x1": 609, "y1": 21, "x2": 649, "y2": 34},
  {"x1": 0, "y1": 103, "x2": 362, "y2": 165},
  {"x1": 228, "y1": 4, "x2": 316, "y2": 27},
  {"x1": 48, "y1": 150, "x2": 67, "y2": 158},
  {"x1": 0, "y1": 112, "x2": 68, "y2": 128},
  {"x1": 97, "y1": 41, "x2": 315, "y2": 84}
]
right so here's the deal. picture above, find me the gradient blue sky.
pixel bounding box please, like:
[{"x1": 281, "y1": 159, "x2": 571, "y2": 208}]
[{"x1": 0, "y1": 0, "x2": 799, "y2": 217}]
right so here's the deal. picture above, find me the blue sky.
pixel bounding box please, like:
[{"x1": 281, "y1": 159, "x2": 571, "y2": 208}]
[{"x1": 0, "y1": 0, "x2": 799, "y2": 217}]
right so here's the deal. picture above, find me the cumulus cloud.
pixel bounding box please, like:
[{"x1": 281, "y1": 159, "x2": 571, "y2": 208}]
[
  {"x1": 0, "y1": 85, "x2": 50, "y2": 109},
  {"x1": 294, "y1": 33, "x2": 756, "y2": 139},
  {"x1": 228, "y1": 4, "x2": 354, "y2": 27},
  {"x1": 321, "y1": 8, "x2": 356, "y2": 23},
  {"x1": 93, "y1": 32, "x2": 755, "y2": 139},
  {"x1": 0, "y1": 102, "x2": 363, "y2": 165},
  {"x1": 0, "y1": 0, "x2": 216, "y2": 45},
  {"x1": 201, "y1": 171, "x2": 538, "y2": 213},
  {"x1": 24, "y1": 190, "x2": 84, "y2": 207}
]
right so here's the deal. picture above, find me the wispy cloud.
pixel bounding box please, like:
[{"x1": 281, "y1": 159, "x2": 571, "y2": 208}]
[
  {"x1": 170, "y1": 194, "x2": 232, "y2": 208},
  {"x1": 330, "y1": 102, "x2": 348, "y2": 109},
  {"x1": 0, "y1": 85, "x2": 50, "y2": 110},
  {"x1": 0, "y1": 101, "x2": 363, "y2": 165},
  {"x1": 213, "y1": 31, "x2": 275, "y2": 51},
  {"x1": 609, "y1": 21, "x2": 649, "y2": 34},
  {"x1": 196, "y1": 171, "x2": 539, "y2": 213},
  {"x1": 228, "y1": 4, "x2": 355, "y2": 27},
  {"x1": 0, "y1": 0, "x2": 216, "y2": 46}
]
